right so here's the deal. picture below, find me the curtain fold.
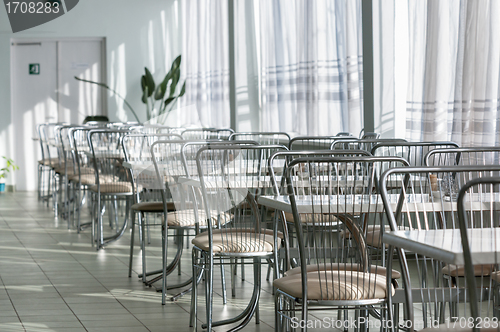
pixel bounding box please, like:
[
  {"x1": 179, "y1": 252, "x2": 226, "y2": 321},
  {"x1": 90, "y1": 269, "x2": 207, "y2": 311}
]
[
  {"x1": 405, "y1": 0, "x2": 500, "y2": 146},
  {"x1": 177, "y1": 0, "x2": 230, "y2": 128},
  {"x1": 258, "y1": 0, "x2": 363, "y2": 136}
]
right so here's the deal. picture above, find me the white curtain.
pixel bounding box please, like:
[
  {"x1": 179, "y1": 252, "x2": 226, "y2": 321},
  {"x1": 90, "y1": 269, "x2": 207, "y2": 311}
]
[
  {"x1": 176, "y1": 0, "x2": 230, "y2": 128},
  {"x1": 258, "y1": 0, "x2": 363, "y2": 136},
  {"x1": 405, "y1": 0, "x2": 500, "y2": 146}
]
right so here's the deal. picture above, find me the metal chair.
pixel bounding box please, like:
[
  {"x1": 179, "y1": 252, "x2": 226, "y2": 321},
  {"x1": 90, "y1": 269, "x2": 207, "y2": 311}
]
[
  {"x1": 88, "y1": 129, "x2": 133, "y2": 249},
  {"x1": 331, "y1": 138, "x2": 407, "y2": 152},
  {"x1": 380, "y1": 165, "x2": 500, "y2": 331},
  {"x1": 268, "y1": 150, "x2": 373, "y2": 279},
  {"x1": 122, "y1": 133, "x2": 182, "y2": 282},
  {"x1": 425, "y1": 147, "x2": 500, "y2": 167},
  {"x1": 36, "y1": 123, "x2": 62, "y2": 203},
  {"x1": 273, "y1": 156, "x2": 406, "y2": 332},
  {"x1": 229, "y1": 131, "x2": 291, "y2": 146},
  {"x1": 70, "y1": 126, "x2": 100, "y2": 232},
  {"x1": 457, "y1": 176, "x2": 500, "y2": 331},
  {"x1": 371, "y1": 141, "x2": 460, "y2": 166},
  {"x1": 289, "y1": 136, "x2": 355, "y2": 150},
  {"x1": 361, "y1": 132, "x2": 381, "y2": 140},
  {"x1": 190, "y1": 144, "x2": 288, "y2": 331},
  {"x1": 40, "y1": 123, "x2": 68, "y2": 208},
  {"x1": 151, "y1": 139, "x2": 258, "y2": 304},
  {"x1": 129, "y1": 124, "x2": 183, "y2": 135},
  {"x1": 181, "y1": 128, "x2": 234, "y2": 140}
]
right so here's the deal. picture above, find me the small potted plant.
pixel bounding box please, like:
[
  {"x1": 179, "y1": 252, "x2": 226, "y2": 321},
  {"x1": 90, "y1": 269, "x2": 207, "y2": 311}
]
[{"x1": 0, "y1": 157, "x2": 19, "y2": 193}]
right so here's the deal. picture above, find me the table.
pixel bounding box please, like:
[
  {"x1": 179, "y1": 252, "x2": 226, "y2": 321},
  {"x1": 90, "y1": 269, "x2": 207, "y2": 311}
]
[
  {"x1": 258, "y1": 193, "x2": 432, "y2": 214},
  {"x1": 383, "y1": 228, "x2": 500, "y2": 265}
]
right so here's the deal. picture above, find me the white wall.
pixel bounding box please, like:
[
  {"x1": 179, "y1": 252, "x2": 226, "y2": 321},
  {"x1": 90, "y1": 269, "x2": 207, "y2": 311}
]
[{"x1": 0, "y1": 0, "x2": 182, "y2": 188}]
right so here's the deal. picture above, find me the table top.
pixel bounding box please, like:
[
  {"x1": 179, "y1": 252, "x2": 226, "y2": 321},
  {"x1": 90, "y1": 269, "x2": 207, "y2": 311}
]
[
  {"x1": 259, "y1": 192, "x2": 500, "y2": 214},
  {"x1": 383, "y1": 228, "x2": 500, "y2": 265},
  {"x1": 258, "y1": 194, "x2": 429, "y2": 214}
]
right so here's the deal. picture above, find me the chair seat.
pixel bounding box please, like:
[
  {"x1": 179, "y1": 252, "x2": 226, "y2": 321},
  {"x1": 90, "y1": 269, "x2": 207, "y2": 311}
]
[
  {"x1": 89, "y1": 182, "x2": 134, "y2": 194},
  {"x1": 131, "y1": 201, "x2": 176, "y2": 212},
  {"x1": 38, "y1": 158, "x2": 59, "y2": 166},
  {"x1": 70, "y1": 174, "x2": 116, "y2": 186},
  {"x1": 285, "y1": 263, "x2": 401, "y2": 279},
  {"x1": 55, "y1": 166, "x2": 93, "y2": 176},
  {"x1": 69, "y1": 174, "x2": 96, "y2": 185},
  {"x1": 275, "y1": 211, "x2": 338, "y2": 224},
  {"x1": 273, "y1": 269, "x2": 394, "y2": 301},
  {"x1": 442, "y1": 264, "x2": 495, "y2": 277},
  {"x1": 167, "y1": 210, "x2": 232, "y2": 228},
  {"x1": 192, "y1": 228, "x2": 276, "y2": 253}
]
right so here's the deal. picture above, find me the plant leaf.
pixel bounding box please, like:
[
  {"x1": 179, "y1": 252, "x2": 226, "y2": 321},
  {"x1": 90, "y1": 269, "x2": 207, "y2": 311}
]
[
  {"x1": 155, "y1": 80, "x2": 168, "y2": 100},
  {"x1": 163, "y1": 96, "x2": 176, "y2": 108},
  {"x1": 143, "y1": 68, "x2": 155, "y2": 97},
  {"x1": 169, "y1": 68, "x2": 180, "y2": 97},
  {"x1": 179, "y1": 81, "x2": 186, "y2": 97},
  {"x1": 171, "y1": 55, "x2": 181, "y2": 72},
  {"x1": 141, "y1": 85, "x2": 149, "y2": 104}
]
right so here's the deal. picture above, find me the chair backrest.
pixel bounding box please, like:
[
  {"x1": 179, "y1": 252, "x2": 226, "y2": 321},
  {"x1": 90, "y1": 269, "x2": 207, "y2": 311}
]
[
  {"x1": 195, "y1": 144, "x2": 288, "y2": 254},
  {"x1": 150, "y1": 140, "x2": 258, "y2": 224},
  {"x1": 229, "y1": 132, "x2": 290, "y2": 146},
  {"x1": 129, "y1": 124, "x2": 183, "y2": 135},
  {"x1": 268, "y1": 149, "x2": 372, "y2": 195},
  {"x1": 331, "y1": 138, "x2": 407, "y2": 152},
  {"x1": 123, "y1": 133, "x2": 183, "y2": 202},
  {"x1": 288, "y1": 136, "x2": 355, "y2": 150},
  {"x1": 457, "y1": 176, "x2": 500, "y2": 327},
  {"x1": 88, "y1": 129, "x2": 130, "y2": 191},
  {"x1": 181, "y1": 128, "x2": 234, "y2": 140},
  {"x1": 41, "y1": 123, "x2": 67, "y2": 167},
  {"x1": 425, "y1": 147, "x2": 500, "y2": 167},
  {"x1": 71, "y1": 127, "x2": 95, "y2": 182},
  {"x1": 282, "y1": 156, "x2": 408, "y2": 303},
  {"x1": 360, "y1": 132, "x2": 380, "y2": 140},
  {"x1": 380, "y1": 165, "x2": 500, "y2": 330},
  {"x1": 55, "y1": 125, "x2": 78, "y2": 171},
  {"x1": 371, "y1": 141, "x2": 459, "y2": 166}
]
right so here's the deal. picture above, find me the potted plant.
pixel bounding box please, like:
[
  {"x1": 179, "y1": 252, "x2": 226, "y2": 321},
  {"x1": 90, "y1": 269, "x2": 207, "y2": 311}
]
[
  {"x1": 141, "y1": 55, "x2": 186, "y2": 123},
  {"x1": 0, "y1": 157, "x2": 19, "y2": 193},
  {"x1": 74, "y1": 55, "x2": 186, "y2": 124}
]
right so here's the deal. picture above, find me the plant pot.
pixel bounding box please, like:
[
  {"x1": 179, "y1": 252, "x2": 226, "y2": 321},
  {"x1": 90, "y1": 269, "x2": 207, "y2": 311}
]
[{"x1": 0, "y1": 183, "x2": 5, "y2": 193}]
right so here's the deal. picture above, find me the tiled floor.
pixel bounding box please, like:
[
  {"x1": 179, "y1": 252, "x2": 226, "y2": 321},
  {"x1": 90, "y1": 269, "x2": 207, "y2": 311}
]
[
  {"x1": 0, "y1": 192, "x2": 281, "y2": 332},
  {"x1": 0, "y1": 192, "x2": 450, "y2": 332}
]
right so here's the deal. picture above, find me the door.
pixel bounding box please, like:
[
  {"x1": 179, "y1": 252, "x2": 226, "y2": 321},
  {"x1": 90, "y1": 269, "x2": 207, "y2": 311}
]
[{"x1": 11, "y1": 38, "x2": 105, "y2": 191}]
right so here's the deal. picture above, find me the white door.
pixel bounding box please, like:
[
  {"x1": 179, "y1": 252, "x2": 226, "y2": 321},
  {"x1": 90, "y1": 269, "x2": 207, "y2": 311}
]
[{"x1": 11, "y1": 38, "x2": 105, "y2": 191}]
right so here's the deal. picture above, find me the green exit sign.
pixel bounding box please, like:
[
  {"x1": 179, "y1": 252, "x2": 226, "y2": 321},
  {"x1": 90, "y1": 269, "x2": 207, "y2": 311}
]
[{"x1": 29, "y1": 64, "x2": 40, "y2": 75}]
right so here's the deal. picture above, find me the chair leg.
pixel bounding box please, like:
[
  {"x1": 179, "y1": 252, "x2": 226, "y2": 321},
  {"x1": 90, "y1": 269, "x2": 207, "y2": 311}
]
[
  {"x1": 140, "y1": 212, "x2": 147, "y2": 283},
  {"x1": 128, "y1": 211, "x2": 136, "y2": 278},
  {"x1": 274, "y1": 290, "x2": 281, "y2": 332},
  {"x1": 205, "y1": 255, "x2": 214, "y2": 331},
  {"x1": 221, "y1": 257, "x2": 227, "y2": 304},
  {"x1": 37, "y1": 165, "x2": 42, "y2": 201},
  {"x1": 98, "y1": 195, "x2": 104, "y2": 249},
  {"x1": 254, "y1": 258, "x2": 261, "y2": 324},
  {"x1": 90, "y1": 192, "x2": 95, "y2": 247},
  {"x1": 161, "y1": 218, "x2": 168, "y2": 305},
  {"x1": 190, "y1": 248, "x2": 199, "y2": 329}
]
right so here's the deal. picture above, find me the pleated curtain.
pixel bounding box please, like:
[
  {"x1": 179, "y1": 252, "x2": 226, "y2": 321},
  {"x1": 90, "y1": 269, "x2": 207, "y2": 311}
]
[
  {"x1": 405, "y1": 0, "x2": 500, "y2": 146},
  {"x1": 258, "y1": 0, "x2": 364, "y2": 136}
]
